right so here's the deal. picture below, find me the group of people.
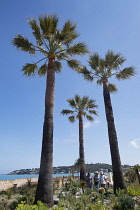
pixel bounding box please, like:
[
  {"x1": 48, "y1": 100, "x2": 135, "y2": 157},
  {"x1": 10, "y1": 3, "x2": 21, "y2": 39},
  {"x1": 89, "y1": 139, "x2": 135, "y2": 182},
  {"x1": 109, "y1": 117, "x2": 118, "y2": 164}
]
[{"x1": 86, "y1": 171, "x2": 106, "y2": 189}]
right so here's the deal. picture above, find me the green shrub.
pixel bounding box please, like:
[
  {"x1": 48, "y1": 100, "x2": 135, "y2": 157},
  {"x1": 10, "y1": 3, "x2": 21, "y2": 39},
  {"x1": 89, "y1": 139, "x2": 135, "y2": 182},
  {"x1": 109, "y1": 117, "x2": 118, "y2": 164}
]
[
  {"x1": 127, "y1": 183, "x2": 140, "y2": 196},
  {"x1": 117, "y1": 195, "x2": 135, "y2": 210},
  {"x1": 52, "y1": 207, "x2": 64, "y2": 210},
  {"x1": 0, "y1": 191, "x2": 6, "y2": 195},
  {"x1": 69, "y1": 186, "x2": 78, "y2": 195},
  {"x1": 99, "y1": 187, "x2": 105, "y2": 194},
  {"x1": 27, "y1": 178, "x2": 32, "y2": 187},
  {"x1": 86, "y1": 202, "x2": 109, "y2": 210},
  {"x1": 6, "y1": 188, "x2": 13, "y2": 199},
  {"x1": 116, "y1": 188, "x2": 127, "y2": 197},
  {"x1": 125, "y1": 170, "x2": 137, "y2": 183},
  {"x1": 15, "y1": 201, "x2": 47, "y2": 210}
]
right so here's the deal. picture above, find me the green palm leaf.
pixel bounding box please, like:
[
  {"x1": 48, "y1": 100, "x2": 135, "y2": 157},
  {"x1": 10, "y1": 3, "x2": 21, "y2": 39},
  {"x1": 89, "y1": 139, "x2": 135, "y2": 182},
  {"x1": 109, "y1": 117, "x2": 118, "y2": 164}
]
[
  {"x1": 67, "y1": 59, "x2": 81, "y2": 69},
  {"x1": 22, "y1": 63, "x2": 38, "y2": 76},
  {"x1": 75, "y1": 94, "x2": 81, "y2": 104},
  {"x1": 59, "y1": 20, "x2": 79, "y2": 44},
  {"x1": 12, "y1": 35, "x2": 36, "y2": 55},
  {"x1": 108, "y1": 83, "x2": 118, "y2": 93},
  {"x1": 28, "y1": 19, "x2": 43, "y2": 46},
  {"x1": 67, "y1": 99, "x2": 76, "y2": 108},
  {"x1": 54, "y1": 61, "x2": 62, "y2": 73},
  {"x1": 56, "y1": 52, "x2": 69, "y2": 60},
  {"x1": 61, "y1": 109, "x2": 75, "y2": 115},
  {"x1": 105, "y1": 50, "x2": 126, "y2": 69},
  {"x1": 86, "y1": 115, "x2": 93, "y2": 122},
  {"x1": 88, "y1": 110, "x2": 98, "y2": 115},
  {"x1": 67, "y1": 42, "x2": 89, "y2": 55},
  {"x1": 116, "y1": 66, "x2": 136, "y2": 80},
  {"x1": 79, "y1": 67, "x2": 93, "y2": 81},
  {"x1": 62, "y1": 20, "x2": 77, "y2": 33},
  {"x1": 68, "y1": 116, "x2": 75, "y2": 122},
  {"x1": 39, "y1": 14, "x2": 59, "y2": 37},
  {"x1": 38, "y1": 63, "x2": 48, "y2": 76},
  {"x1": 88, "y1": 53, "x2": 100, "y2": 70}
]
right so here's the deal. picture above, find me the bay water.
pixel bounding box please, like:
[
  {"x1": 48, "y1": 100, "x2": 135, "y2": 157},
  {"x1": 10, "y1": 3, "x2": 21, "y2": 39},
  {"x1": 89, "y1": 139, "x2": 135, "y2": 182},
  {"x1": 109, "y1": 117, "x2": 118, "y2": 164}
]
[
  {"x1": 0, "y1": 173, "x2": 78, "y2": 181},
  {"x1": 0, "y1": 172, "x2": 108, "y2": 181}
]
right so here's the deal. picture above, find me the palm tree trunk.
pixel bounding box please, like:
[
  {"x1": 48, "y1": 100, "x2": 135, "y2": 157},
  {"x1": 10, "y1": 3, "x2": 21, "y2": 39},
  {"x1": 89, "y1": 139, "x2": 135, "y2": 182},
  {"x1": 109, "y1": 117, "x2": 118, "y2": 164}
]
[
  {"x1": 35, "y1": 58, "x2": 55, "y2": 207},
  {"x1": 103, "y1": 81, "x2": 126, "y2": 193},
  {"x1": 79, "y1": 115, "x2": 86, "y2": 181}
]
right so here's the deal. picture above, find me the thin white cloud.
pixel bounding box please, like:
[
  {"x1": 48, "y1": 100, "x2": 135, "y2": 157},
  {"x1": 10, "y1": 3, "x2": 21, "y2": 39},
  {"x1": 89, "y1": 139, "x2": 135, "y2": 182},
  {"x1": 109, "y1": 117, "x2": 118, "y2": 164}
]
[
  {"x1": 83, "y1": 119, "x2": 100, "y2": 130},
  {"x1": 84, "y1": 122, "x2": 92, "y2": 129},
  {"x1": 63, "y1": 133, "x2": 78, "y2": 143},
  {"x1": 63, "y1": 138, "x2": 77, "y2": 143},
  {"x1": 130, "y1": 138, "x2": 140, "y2": 149},
  {"x1": 94, "y1": 119, "x2": 100, "y2": 124}
]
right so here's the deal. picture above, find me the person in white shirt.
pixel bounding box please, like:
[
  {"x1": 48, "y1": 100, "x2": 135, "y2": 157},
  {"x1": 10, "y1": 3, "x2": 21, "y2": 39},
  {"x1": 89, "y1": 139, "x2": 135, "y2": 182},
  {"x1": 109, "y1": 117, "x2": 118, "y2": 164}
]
[{"x1": 100, "y1": 171, "x2": 106, "y2": 188}]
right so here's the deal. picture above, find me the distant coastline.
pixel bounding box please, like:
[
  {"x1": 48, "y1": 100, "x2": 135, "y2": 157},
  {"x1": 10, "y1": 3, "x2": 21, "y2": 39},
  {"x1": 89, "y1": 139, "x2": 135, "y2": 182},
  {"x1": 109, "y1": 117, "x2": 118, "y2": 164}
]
[{"x1": 6, "y1": 163, "x2": 131, "y2": 176}]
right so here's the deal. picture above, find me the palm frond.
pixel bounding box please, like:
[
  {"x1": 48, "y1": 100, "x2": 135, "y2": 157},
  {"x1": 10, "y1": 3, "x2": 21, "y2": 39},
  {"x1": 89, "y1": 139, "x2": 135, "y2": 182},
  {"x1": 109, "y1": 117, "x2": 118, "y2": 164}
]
[
  {"x1": 115, "y1": 66, "x2": 136, "y2": 80},
  {"x1": 67, "y1": 42, "x2": 89, "y2": 55},
  {"x1": 62, "y1": 20, "x2": 77, "y2": 33},
  {"x1": 56, "y1": 20, "x2": 79, "y2": 44},
  {"x1": 12, "y1": 35, "x2": 36, "y2": 55},
  {"x1": 81, "y1": 96, "x2": 89, "y2": 105},
  {"x1": 88, "y1": 110, "x2": 98, "y2": 115},
  {"x1": 108, "y1": 83, "x2": 118, "y2": 93},
  {"x1": 56, "y1": 52, "x2": 69, "y2": 60},
  {"x1": 87, "y1": 99, "x2": 98, "y2": 108},
  {"x1": 74, "y1": 158, "x2": 84, "y2": 167},
  {"x1": 86, "y1": 115, "x2": 94, "y2": 122},
  {"x1": 78, "y1": 66, "x2": 93, "y2": 81},
  {"x1": 61, "y1": 109, "x2": 75, "y2": 115},
  {"x1": 105, "y1": 50, "x2": 126, "y2": 70},
  {"x1": 39, "y1": 14, "x2": 59, "y2": 37},
  {"x1": 22, "y1": 63, "x2": 38, "y2": 76},
  {"x1": 79, "y1": 111, "x2": 86, "y2": 117},
  {"x1": 28, "y1": 19, "x2": 43, "y2": 46},
  {"x1": 38, "y1": 63, "x2": 48, "y2": 76},
  {"x1": 75, "y1": 94, "x2": 81, "y2": 104},
  {"x1": 54, "y1": 61, "x2": 62, "y2": 73},
  {"x1": 68, "y1": 116, "x2": 75, "y2": 123},
  {"x1": 88, "y1": 53, "x2": 101, "y2": 70},
  {"x1": 67, "y1": 98, "x2": 76, "y2": 108},
  {"x1": 59, "y1": 32, "x2": 79, "y2": 45},
  {"x1": 67, "y1": 59, "x2": 81, "y2": 69},
  {"x1": 97, "y1": 78, "x2": 103, "y2": 85}
]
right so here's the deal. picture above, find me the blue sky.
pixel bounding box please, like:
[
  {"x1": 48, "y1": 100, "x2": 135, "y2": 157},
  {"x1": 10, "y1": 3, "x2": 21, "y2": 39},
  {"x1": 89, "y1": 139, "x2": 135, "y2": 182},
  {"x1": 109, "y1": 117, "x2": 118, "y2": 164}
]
[{"x1": 0, "y1": 0, "x2": 140, "y2": 174}]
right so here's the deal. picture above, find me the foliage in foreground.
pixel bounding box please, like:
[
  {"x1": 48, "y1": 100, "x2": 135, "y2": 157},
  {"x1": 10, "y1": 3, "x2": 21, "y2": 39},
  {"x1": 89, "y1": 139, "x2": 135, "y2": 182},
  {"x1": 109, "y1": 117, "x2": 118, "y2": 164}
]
[
  {"x1": 127, "y1": 183, "x2": 140, "y2": 196},
  {"x1": 15, "y1": 201, "x2": 47, "y2": 210},
  {"x1": 0, "y1": 179, "x2": 140, "y2": 209}
]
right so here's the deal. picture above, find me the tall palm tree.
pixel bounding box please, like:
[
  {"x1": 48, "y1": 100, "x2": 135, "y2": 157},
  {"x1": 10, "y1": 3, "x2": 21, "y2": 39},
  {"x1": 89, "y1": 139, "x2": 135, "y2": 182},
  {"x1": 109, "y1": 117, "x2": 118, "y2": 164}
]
[
  {"x1": 61, "y1": 95, "x2": 98, "y2": 181},
  {"x1": 12, "y1": 14, "x2": 88, "y2": 207},
  {"x1": 78, "y1": 50, "x2": 136, "y2": 193}
]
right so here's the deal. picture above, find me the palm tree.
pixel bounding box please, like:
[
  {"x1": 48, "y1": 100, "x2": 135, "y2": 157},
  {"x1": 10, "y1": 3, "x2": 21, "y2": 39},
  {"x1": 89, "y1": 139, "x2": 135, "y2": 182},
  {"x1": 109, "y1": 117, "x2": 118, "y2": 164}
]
[
  {"x1": 12, "y1": 14, "x2": 88, "y2": 207},
  {"x1": 78, "y1": 50, "x2": 136, "y2": 193},
  {"x1": 61, "y1": 95, "x2": 98, "y2": 181}
]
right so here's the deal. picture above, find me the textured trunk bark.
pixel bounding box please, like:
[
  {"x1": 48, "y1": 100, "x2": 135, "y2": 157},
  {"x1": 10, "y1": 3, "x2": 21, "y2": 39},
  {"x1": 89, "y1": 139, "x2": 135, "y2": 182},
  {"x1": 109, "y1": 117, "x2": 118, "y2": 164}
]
[
  {"x1": 79, "y1": 115, "x2": 86, "y2": 181},
  {"x1": 35, "y1": 58, "x2": 55, "y2": 207},
  {"x1": 103, "y1": 81, "x2": 126, "y2": 193}
]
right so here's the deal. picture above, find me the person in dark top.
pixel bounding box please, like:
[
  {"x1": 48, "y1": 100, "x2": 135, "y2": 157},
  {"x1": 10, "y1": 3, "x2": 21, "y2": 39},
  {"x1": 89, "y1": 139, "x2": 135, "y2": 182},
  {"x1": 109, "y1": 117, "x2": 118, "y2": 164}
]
[{"x1": 86, "y1": 172, "x2": 92, "y2": 188}]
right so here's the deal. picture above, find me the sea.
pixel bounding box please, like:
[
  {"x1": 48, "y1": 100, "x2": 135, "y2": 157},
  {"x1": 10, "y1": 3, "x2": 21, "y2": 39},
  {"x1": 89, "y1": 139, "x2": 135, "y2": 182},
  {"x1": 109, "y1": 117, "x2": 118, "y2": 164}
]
[
  {"x1": 0, "y1": 173, "x2": 78, "y2": 181},
  {"x1": 0, "y1": 173, "x2": 108, "y2": 181}
]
